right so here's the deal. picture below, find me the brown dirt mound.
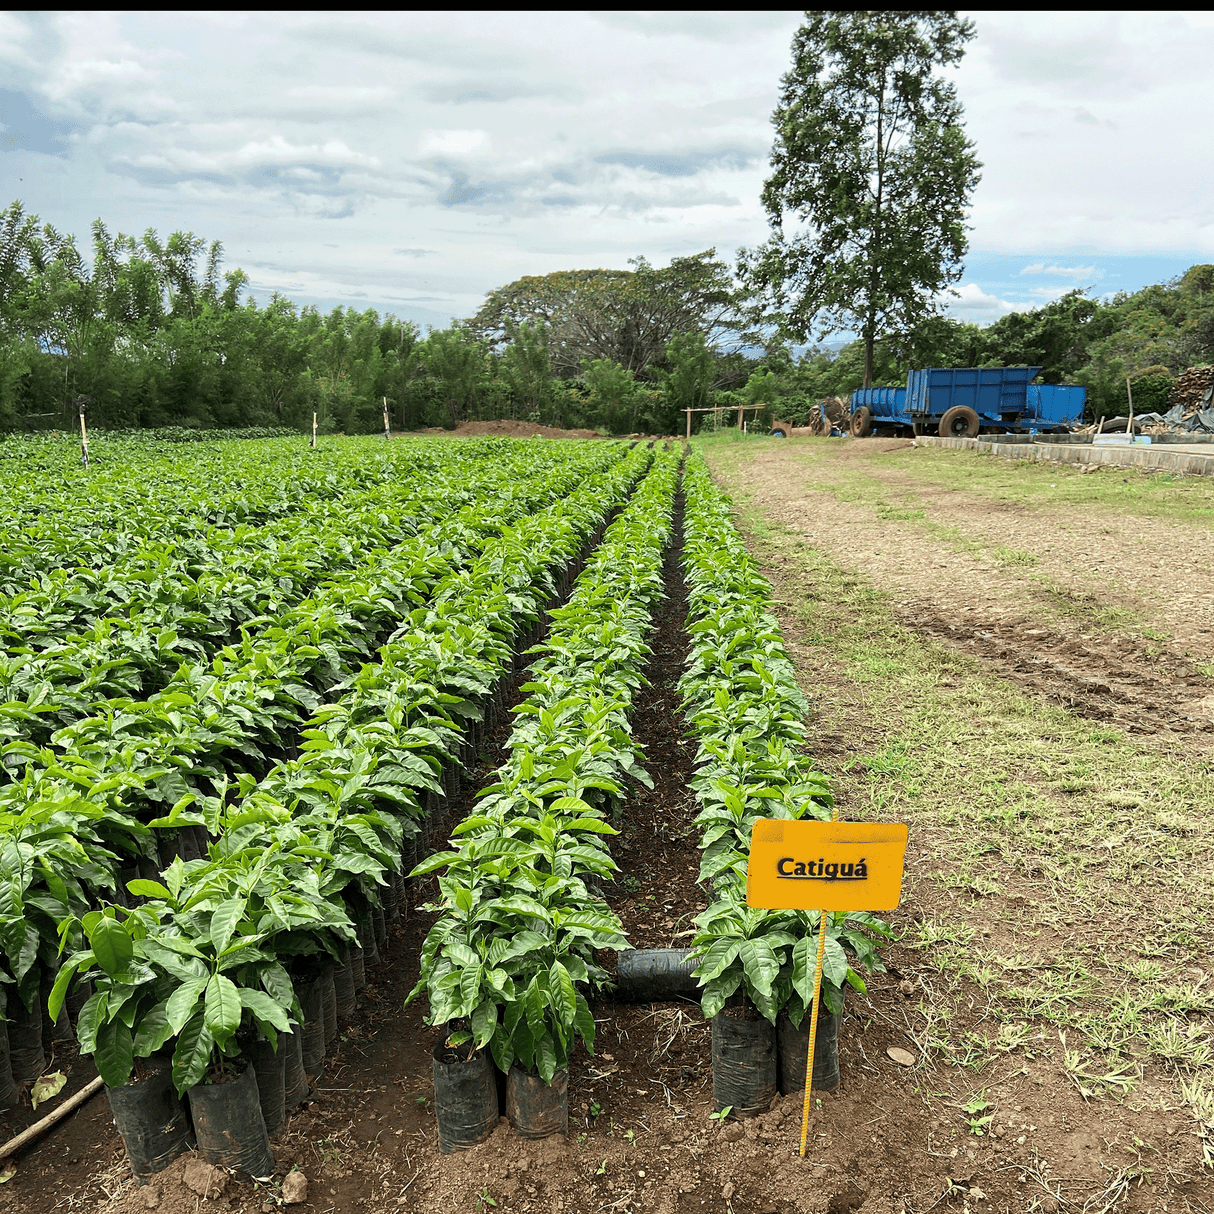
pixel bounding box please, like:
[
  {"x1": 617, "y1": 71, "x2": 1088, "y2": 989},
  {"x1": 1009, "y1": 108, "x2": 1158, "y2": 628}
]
[{"x1": 405, "y1": 420, "x2": 648, "y2": 441}]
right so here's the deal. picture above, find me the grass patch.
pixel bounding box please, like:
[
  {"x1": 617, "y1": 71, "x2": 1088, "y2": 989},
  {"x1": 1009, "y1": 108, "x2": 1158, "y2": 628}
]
[{"x1": 701, "y1": 445, "x2": 1214, "y2": 1120}]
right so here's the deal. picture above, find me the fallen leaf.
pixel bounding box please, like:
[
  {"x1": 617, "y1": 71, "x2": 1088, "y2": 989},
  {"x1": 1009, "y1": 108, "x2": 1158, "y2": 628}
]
[
  {"x1": 30, "y1": 1071, "x2": 67, "y2": 1110},
  {"x1": 887, "y1": 1046, "x2": 916, "y2": 1067},
  {"x1": 0, "y1": 1162, "x2": 16, "y2": 1183}
]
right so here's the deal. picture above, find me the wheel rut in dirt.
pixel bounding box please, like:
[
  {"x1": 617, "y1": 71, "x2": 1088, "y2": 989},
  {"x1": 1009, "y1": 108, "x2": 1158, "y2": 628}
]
[{"x1": 895, "y1": 603, "x2": 1214, "y2": 737}]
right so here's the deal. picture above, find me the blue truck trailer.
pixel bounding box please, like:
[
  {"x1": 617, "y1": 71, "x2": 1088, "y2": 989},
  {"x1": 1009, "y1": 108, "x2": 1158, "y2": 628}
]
[{"x1": 849, "y1": 367, "x2": 1086, "y2": 437}]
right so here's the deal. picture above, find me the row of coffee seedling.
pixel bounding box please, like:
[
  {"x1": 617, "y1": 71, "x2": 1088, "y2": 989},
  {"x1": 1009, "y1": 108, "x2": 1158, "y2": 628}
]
[
  {"x1": 0, "y1": 444, "x2": 656, "y2": 1177},
  {"x1": 679, "y1": 455, "x2": 891, "y2": 1115},
  {"x1": 408, "y1": 448, "x2": 681, "y2": 1147}
]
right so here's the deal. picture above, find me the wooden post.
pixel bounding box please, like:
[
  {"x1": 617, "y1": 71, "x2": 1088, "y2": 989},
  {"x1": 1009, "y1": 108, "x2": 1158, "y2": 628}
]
[
  {"x1": 737, "y1": 404, "x2": 744, "y2": 433},
  {"x1": 78, "y1": 400, "x2": 89, "y2": 469},
  {"x1": 1125, "y1": 378, "x2": 1134, "y2": 436},
  {"x1": 382, "y1": 395, "x2": 391, "y2": 439},
  {"x1": 311, "y1": 411, "x2": 317, "y2": 448},
  {"x1": 685, "y1": 408, "x2": 691, "y2": 441}
]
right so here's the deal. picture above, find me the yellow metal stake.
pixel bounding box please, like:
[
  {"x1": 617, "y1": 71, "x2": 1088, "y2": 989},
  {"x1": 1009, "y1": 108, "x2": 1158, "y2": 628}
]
[
  {"x1": 799, "y1": 800, "x2": 838, "y2": 1159},
  {"x1": 798, "y1": 906, "x2": 829, "y2": 1157}
]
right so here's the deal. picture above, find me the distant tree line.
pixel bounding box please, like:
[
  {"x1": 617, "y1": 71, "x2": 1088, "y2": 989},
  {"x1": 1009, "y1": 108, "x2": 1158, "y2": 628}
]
[{"x1": 2, "y1": 200, "x2": 1212, "y2": 436}]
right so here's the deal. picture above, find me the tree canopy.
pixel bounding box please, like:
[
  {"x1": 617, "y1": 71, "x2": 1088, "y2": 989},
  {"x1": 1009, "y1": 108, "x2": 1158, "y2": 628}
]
[
  {"x1": 464, "y1": 249, "x2": 742, "y2": 379},
  {"x1": 743, "y1": 11, "x2": 982, "y2": 386}
]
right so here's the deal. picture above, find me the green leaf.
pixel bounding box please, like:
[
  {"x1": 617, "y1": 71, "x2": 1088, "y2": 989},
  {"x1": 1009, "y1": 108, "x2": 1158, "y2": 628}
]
[
  {"x1": 171, "y1": 1014, "x2": 214, "y2": 1095},
  {"x1": 549, "y1": 961, "x2": 576, "y2": 1027},
  {"x1": 691, "y1": 938, "x2": 741, "y2": 982},
  {"x1": 133, "y1": 999, "x2": 175, "y2": 1058},
  {"x1": 94, "y1": 1018, "x2": 134, "y2": 1088},
  {"x1": 573, "y1": 992, "x2": 595, "y2": 1053},
  {"x1": 209, "y1": 897, "x2": 247, "y2": 957},
  {"x1": 823, "y1": 936, "x2": 849, "y2": 990},
  {"x1": 534, "y1": 1032, "x2": 558, "y2": 1084},
  {"x1": 126, "y1": 879, "x2": 173, "y2": 902},
  {"x1": 239, "y1": 987, "x2": 291, "y2": 1034},
  {"x1": 75, "y1": 989, "x2": 106, "y2": 1055},
  {"x1": 165, "y1": 976, "x2": 208, "y2": 1034},
  {"x1": 47, "y1": 959, "x2": 81, "y2": 1024},
  {"x1": 87, "y1": 917, "x2": 133, "y2": 978},
  {"x1": 203, "y1": 973, "x2": 241, "y2": 1047},
  {"x1": 470, "y1": 999, "x2": 497, "y2": 1049}
]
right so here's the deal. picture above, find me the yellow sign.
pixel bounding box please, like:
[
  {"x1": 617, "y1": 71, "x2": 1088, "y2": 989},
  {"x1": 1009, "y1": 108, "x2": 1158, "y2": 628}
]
[{"x1": 746, "y1": 819, "x2": 908, "y2": 911}]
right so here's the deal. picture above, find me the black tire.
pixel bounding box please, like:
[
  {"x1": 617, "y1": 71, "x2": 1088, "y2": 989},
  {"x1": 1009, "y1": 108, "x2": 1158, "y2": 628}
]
[
  {"x1": 850, "y1": 406, "x2": 874, "y2": 437},
  {"x1": 939, "y1": 405, "x2": 980, "y2": 438},
  {"x1": 911, "y1": 417, "x2": 932, "y2": 437},
  {"x1": 768, "y1": 428, "x2": 788, "y2": 438}
]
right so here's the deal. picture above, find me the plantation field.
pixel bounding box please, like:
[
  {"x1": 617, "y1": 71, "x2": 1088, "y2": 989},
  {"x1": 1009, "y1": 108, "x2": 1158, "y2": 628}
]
[{"x1": 2, "y1": 431, "x2": 1211, "y2": 1214}]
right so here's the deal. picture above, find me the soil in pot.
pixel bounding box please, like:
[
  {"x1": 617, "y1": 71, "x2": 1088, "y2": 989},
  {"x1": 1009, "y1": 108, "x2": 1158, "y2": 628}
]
[
  {"x1": 777, "y1": 1001, "x2": 842, "y2": 1096},
  {"x1": 506, "y1": 1065, "x2": 568, "y2": 1139},
  {"x1": 710, "y1": 1010, "x2": 777, "y2": 1119},
  {"x1": 7, "y1": 990, "x2": 46, "y2": 1082},
  {"x1": 431, "y1": 1045, "x2": 499, "y2": 1153},
  {"x1": 106, "y1": 1056, "x2": 194, "y2": 1179},
  {"x1": 187, "y1": 1061, "x2": 275, "y2": 1181}
]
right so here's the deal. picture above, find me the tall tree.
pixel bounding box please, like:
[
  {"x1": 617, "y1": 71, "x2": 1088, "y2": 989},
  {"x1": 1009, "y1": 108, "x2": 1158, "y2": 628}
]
[
  {"x1": 465, "y1": 250, "x2": 741, "y2": 379},
  {"x1": 743, "y1": 11, "x2": 981, "y2": 387}
]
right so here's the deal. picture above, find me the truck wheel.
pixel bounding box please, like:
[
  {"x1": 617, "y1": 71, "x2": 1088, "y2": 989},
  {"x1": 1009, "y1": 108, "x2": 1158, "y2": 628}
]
[
  {"x1": 912, "y1": 418, "x2": 931, "y2": 437},
  {"x1": 850, "y1": 407, "x2": 874, "y2": 437},
  {"x1": 939, "y1": 406, "x2": 980, "y2": 438}
]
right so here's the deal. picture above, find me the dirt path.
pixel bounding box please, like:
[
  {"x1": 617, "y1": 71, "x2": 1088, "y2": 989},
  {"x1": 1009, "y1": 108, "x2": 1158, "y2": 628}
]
[{"x1": 723, "y1": 438, "x2": 1214, "y2": 743}]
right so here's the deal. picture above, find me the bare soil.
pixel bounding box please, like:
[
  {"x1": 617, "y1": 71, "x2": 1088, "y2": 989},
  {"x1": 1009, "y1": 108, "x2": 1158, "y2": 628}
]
[
  {"x1": 403, "y1": 420, "x2": 670, "y2": 442},
  {"x1": 4, "y1": 442, "x2": 1210, "y2": 1214},
  {"x1": 742, "y1": 438, "x2": 1214, "y2": 741}
]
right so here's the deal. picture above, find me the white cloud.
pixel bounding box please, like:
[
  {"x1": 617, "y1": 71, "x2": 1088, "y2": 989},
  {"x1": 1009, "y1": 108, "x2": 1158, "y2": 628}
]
[
  {"x1": 1019, "y1": 263, "x2": 1097, "y2": 277},
  {"x1": 5, "y1": 11, "x2": 1213, "y2": 333},
  {"x1": 942, "y1": 283, "x2": 1021, "y2": 323},
  {"x1": 419, "y1": 128, "x2": 488, "y2": 156}
]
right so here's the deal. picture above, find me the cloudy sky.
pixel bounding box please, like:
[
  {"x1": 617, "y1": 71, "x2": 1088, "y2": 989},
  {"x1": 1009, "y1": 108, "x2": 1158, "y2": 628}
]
[{"x1": 2, "y1": 11, "x2": 1212, "y2": 336}]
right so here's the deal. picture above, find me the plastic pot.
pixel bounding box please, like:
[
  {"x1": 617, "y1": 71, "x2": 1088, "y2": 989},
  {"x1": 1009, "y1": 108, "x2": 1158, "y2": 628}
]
[
  {"x1": 505, "y1": 1065, "x2": 568, "y2": 1139},
  {"x1": 251, "y1": 1033, "x2": 286, "y2": 1135},
  {"x1": 372, "y1": 904, "x2": 387, "y2": 954},
  {"x1": 710, "y1": 1012, "x2": 777, "y2": 1119},
  {"x1": 350, "y1": 944, "x2": 367, "y2": 992},
  {"x1": 615, "y1": 948, "x2": 698, "y2": 1001},
  {"x1": 282, "y1": 1024, "x2": 310, "y2": 1108},
  {"x1": 357, "y1": 917, "x2": 379, "y2": 970},
  {"x1": 432, "y1": 1045, "x2": 499, "y2": 1153},
  {"x1": 321, "y1": 965, "x2": 338, "y2": 1047},
  {"x1": 777, "y1": 1002, "x2": 842, "y2": 1096},
  {"x1": 297, "y1": 978, "x2": 325, "y2": 1082},
  {"x1": 187, "y1": 1061, "x2": 275, "y2": 1181},
  {"x1": 7, "y1": 990, "x2": 46, "y2": 1082},
  {"x1": 106, "y1": 1057, "x2": 193, "y2": 1178},
  {"x1": 0, "y1": 1015, "x2": 17, "y2": 1111},
  {"x1": 333, "y1": 951, "x2": 356, "y2": 1023}
]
